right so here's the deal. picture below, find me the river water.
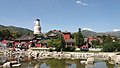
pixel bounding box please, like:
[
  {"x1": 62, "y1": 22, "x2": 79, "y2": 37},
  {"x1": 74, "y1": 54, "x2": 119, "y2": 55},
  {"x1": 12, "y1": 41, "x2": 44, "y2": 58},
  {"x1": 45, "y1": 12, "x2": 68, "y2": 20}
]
[
  {"x1": 5, "y1": 59, "x2": 119, "y2": 68},
  {"x1": 0, "y1": 53, "x2": 119, "y2": 68}
]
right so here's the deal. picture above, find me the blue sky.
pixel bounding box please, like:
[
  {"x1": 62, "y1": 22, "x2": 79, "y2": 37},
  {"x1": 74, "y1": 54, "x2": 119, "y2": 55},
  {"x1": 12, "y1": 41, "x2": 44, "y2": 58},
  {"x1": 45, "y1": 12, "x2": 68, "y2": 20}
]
[{"x1": 0, "y1": 0, "x2": 120, "y2": 32}]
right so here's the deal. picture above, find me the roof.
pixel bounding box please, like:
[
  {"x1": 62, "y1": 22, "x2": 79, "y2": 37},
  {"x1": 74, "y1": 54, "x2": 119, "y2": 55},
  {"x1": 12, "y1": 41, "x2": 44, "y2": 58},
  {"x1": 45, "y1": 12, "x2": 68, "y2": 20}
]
[
  {"x1": 38, "y1": 40, "x2": 48, "y2": 44},
  {"x1": 41, "y1": 40, "x2": 48, "y2": 44},
  {"x1": 62, "y1": 32, "x2": 71, "y2": 34},
  {"x1": 16, "y1": 35, "x2": 35, "y2": 41},
  {"x1": 48, "y1": 33, "x2": 57, "y2": 37},
  {"x1": 0, "y1": 40, "x2": 8, "y2": 44}
]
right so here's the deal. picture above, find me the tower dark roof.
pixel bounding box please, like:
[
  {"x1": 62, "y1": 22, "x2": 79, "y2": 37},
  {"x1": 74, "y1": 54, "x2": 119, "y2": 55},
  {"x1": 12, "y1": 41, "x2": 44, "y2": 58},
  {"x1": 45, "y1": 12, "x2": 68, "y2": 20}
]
[{"x1": 36, "y1": 19, "x2": 40, "y2": 21}]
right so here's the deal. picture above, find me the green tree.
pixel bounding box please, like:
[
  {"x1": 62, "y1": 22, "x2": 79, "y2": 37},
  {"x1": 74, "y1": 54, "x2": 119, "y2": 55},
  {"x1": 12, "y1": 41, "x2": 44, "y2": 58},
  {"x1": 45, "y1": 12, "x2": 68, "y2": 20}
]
[
  {"x1": 48, "y1": 39, "x2": 60, "y2": 48},
  {"x1": 11, "y1": 31, "x2": 21, "y2": 39},
  {"x1": 113, "y1": 37, "x2": 119, "y2": 42},
  {"x1": 101, "y1": 35, "x2": 107, "y2": 43},
  {"x1": 102, "y1": 34, "x2": 117, "y2": 52},
  {"x1": 64, "y1": 46, "x2": 75, "y2": 52},
  {"x1": 116, "y1": 44, "x2": 120, "y2": 51},
  {"x1": 46, "y1": 30, "x2": 53, "y2": 36},
  {"x1": 59, "y1": 34, "x2": 66, "y2": 51},
  {"x1": 91, "y1": 40, "x2": 100, "y2": 47},
  {"x1": 91, "y1": 40, "x2": 99, "y2": 45},
  {"x1": 0, "y1": 29, "x2": 12, "y2": 40},
  {"x1": 102, "y1": 43, "x2": 115, "y2": 52},
  {"x1": 71, "y1": 32, "x2": 77, "y2": 39},
  {"x1": 47, "y1": 34, "x2": 65, "y2": 51},
  {"x1": 104, "y1": 34, "x2": 112, "y2": 43},
  {"x1": 103, "y1": 41, "x2": 120, "y2": 52},
  {"x1": 75, "y1": 28, "x2": 84, "y2": 48},
  {"x1": 112, "y1": 41, "x2": 120, "y2": 51}
]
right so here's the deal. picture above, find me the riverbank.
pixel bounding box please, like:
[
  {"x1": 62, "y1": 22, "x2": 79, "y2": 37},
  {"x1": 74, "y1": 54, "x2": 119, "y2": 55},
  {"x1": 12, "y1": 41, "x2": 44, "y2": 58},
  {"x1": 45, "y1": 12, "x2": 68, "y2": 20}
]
[
  {"x1": 0, "y1": 48, "x2": 120, "y2": 68},
  {"x1": 3, "y1": 48, "x2": 120, "y2": 65},
  {"x1": 27, "y1": 49, "x2": 116, "y2": 60}
]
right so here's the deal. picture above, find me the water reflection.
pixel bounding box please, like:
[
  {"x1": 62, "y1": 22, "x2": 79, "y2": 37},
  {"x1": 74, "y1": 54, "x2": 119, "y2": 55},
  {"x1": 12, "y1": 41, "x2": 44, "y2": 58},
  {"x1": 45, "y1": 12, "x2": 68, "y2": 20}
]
[
  {"x1": 68, "y1": 64, "x2": 76, "y2": 68},
  {"x1": 46, "y1": 59, "x2": 66, "y2": 68},
  {"x1": 86, "y1": 62, "x2": 107, "y2": 68},
  {"x1": 106, "y1": 61, "x2": 115, "y2": 68},
  {"x1": 40, "y1": 63, "x2": 49, "y2": 68},
  {"x1": 38, "y1": 59, "x2": 117, "y2": 68},
  {"x1": 0, "y1": 55, "x2": 119, "y2": 68},
  {"x1": 30, "y1": 59, "x2": 112, "y2": 68}
]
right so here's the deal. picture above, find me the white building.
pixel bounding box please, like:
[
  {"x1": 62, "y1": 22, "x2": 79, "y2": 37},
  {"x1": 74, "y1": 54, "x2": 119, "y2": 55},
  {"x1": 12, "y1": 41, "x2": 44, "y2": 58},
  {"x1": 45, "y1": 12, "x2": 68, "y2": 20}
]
[{"x1": 34, "y1": 19, "x2": 41, "y2": 34}]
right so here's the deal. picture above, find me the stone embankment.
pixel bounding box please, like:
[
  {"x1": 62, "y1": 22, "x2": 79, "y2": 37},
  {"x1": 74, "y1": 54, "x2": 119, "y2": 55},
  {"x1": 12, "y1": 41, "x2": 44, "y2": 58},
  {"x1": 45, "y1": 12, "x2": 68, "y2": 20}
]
[
  {"x1": 27, "y1": 50, "x2": 120, "y2": 64},
  {"x1": 27, "y1": 50, "x2": 114, "y2": 60},
  {"x1": 4, "y1": 49, "x2": 120, "y2": 64}
]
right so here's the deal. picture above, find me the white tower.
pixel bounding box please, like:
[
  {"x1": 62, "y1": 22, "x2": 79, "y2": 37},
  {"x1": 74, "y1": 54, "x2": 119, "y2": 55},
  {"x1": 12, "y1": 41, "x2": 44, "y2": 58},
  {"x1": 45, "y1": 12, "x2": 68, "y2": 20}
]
[{"x1": 34, "y1": 19, "x2": 41, "y2": 34}]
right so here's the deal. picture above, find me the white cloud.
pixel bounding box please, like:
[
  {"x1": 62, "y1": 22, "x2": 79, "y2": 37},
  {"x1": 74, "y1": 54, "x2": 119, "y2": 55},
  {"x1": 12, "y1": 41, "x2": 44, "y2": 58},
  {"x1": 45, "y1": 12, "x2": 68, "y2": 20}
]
[
  {"x1": 76, "y1": 1, "x2": 82, "y2": 4},
  {"x1": 82, "y1": 3, "x2": 88, "y2": 6},
  {"x1": 76, "y1": 0, "x2": 88, "y2": 6},
  {"x1": 113, "y1": 29, "x2": 120, "y2": 32},
  {"x1": 82, "y1": 28, "x2": 94, "y2": 31}
]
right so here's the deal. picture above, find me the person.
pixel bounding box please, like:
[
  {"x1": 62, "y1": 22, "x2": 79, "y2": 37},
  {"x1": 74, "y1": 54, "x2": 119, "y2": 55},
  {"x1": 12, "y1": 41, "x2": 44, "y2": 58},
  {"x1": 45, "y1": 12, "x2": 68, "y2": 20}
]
[
  {"x1": 37, "y1": 53, "x2": 39, "y2": 57},
  {"x1": 31, "y1": 42, "x2": 35, "y2": 47},
  {"x1": 10, "y1": 62, "x2": 12, "y2": 67}
]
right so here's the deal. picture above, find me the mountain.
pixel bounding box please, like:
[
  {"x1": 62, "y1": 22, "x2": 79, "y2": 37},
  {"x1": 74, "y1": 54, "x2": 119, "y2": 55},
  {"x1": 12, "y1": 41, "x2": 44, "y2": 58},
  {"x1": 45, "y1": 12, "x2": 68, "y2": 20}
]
[
  {"x1": 104, "y1": 31, "x2": 120, "y2": 38},
  {"x1": 82, "y1": 30, "x2": 98, "y2": 37},
  {"x1": 1, "y1": 24, "x2": 120, "y2": 38},
  {"x1": 0, "y1": 25, "x2": 33, "y2": 35},
  {"x1": 81, "y1": 30, "x2": 120, "y2": 38}
]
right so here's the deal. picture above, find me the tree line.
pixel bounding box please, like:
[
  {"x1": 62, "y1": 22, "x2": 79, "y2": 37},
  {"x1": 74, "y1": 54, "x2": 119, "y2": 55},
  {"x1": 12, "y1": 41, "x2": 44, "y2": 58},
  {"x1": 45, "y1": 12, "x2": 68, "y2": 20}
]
[
  {"x1": 0, "y1": 29, "x2": 21, "y2": 40},
  {"x1": 1, "y1": 28, "x2": 120, "y2": 52}
]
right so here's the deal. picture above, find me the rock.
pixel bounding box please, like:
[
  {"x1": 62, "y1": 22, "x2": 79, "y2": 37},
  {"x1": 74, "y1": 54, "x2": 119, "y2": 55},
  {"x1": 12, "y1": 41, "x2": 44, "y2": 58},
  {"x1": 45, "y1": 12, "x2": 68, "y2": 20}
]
[
  {"x1": 3, "y1": 62, "x2": 10, "y2": 68},
  {"x1": 86, "y1": 57, "x2": 95, "y2": 64}
]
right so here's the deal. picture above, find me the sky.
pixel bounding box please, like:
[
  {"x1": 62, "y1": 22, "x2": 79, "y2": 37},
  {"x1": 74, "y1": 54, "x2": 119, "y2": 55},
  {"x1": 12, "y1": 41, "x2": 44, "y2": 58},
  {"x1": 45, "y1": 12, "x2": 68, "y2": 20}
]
[{"x1": 0, "y1": 0, "x2": 120, "y2": 32}]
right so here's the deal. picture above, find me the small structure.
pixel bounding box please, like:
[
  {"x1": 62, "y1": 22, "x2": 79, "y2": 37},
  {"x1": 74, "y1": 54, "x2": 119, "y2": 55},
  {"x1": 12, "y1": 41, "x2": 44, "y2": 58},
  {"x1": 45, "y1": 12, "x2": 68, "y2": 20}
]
[
  {"x1": 80, "y1": 45, "x2": 89, "y2": 51},
  {"x1": 62, "y1": 31, "x2": 71, "y2": 40},
  {"x1": 15, "y1": 34, "x2": 35, "y2": 42},
  {"x1": 41, "y1": 40, "x2": 48, "y2": 48},
  {"x1": 47, "y1": 30, "x2": 62, "y2": 39},
  {"x1": 89, "y1": 48, "x2": 102, "y2": 51},
  {"x1": 65, "y1": 39, "x2": 75, "y2": 47},
  {"x1": 0, "y1": 40, "x2": 9, "y2": 49},
  {"x1": 62, "y1": 31, "x2": 75, "y2": 47},
  {"x1": 0, "y1": 40, "x2": 8, "y2": 46},
  {"x1": 14, "y1": 34, "x2": 35, "y2": 48},
  {"x1": 47, "y1": 33, "x2": 58, "y2": 39}
]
